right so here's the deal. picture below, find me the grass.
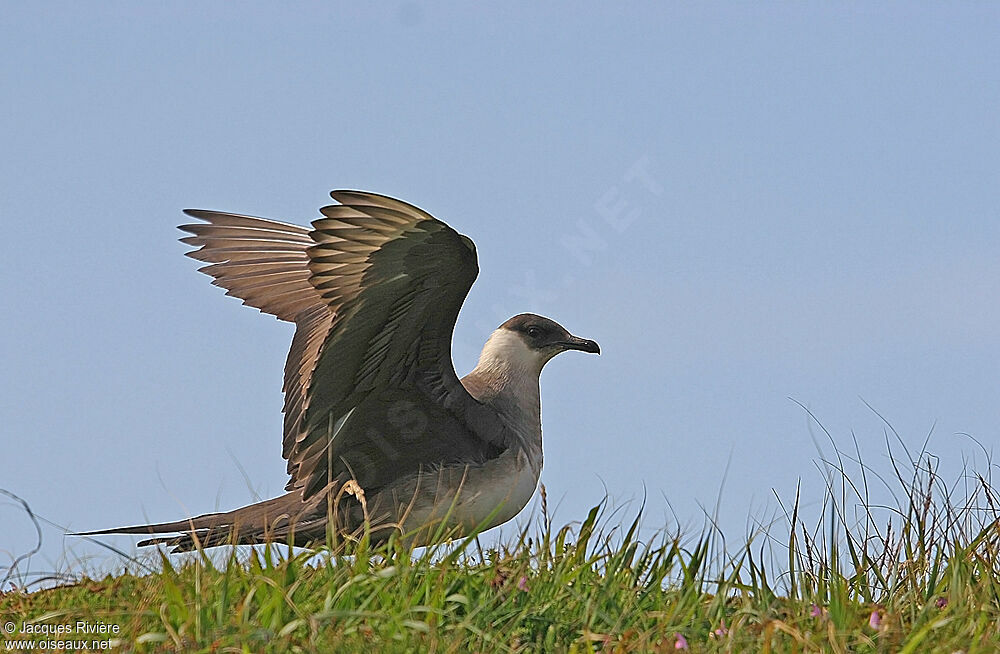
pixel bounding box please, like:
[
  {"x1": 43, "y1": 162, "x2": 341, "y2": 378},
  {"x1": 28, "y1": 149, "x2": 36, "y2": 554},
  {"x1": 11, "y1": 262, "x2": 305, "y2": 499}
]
[{"x1": 3, "y1": 423, "x2": 1000, "y2": 653}]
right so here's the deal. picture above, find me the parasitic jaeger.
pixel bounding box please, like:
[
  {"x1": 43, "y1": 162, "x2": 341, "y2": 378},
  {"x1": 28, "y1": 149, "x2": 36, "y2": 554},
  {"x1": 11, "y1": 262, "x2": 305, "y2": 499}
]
[{"x1": 81, "y1": 190, "x2": 600, "y2": 551}]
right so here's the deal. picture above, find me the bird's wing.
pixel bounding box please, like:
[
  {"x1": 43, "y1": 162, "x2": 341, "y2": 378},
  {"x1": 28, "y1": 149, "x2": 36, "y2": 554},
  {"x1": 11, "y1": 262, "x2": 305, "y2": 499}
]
[
  {"x1": 288, "y1": 190, "x2": 509, "y2": 499},
  {"x1": 180, "y1": 191, "x2": 508, "y2": 502},
  {"x1": 179, "y1": 211, "x2": 322, "y2": 321},
  {"x1": 179, "y1": 210, "x2": 334, "y2": 457}
]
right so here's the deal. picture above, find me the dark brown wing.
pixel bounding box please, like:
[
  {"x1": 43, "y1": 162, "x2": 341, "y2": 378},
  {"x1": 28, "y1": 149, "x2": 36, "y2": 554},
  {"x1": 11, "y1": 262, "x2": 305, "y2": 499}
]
[
  {"x1": 290, "y1": 190, "x2": 508, "y2": 498},
  {"x1": 180, "y1": 191, "x2": 509, "y2": 501}
]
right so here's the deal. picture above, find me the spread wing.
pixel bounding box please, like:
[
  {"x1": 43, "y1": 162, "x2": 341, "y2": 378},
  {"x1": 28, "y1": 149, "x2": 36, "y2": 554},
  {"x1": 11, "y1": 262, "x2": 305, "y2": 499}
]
[
  {"x1": 180, "y1": 191, "x2": 508, "y2": 502},
  {"x1": 178, "y1": 211, "x2": 320, "y2": 321},
  {"x1": 179, "y1": 210, "x2": 333, "y2": 460}
]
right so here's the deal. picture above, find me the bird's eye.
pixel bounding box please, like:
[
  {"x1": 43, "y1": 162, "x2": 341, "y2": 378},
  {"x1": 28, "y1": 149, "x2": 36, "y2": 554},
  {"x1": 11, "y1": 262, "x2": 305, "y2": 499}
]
[{"x1": 526, "y1": 326, "x2": 542, "y2": 338}]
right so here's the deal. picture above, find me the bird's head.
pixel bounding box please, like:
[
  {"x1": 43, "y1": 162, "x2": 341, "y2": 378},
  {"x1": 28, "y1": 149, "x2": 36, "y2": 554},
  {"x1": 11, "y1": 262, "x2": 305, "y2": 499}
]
[{"x1": 477, "y1": 313, "x2": 599, "y2": 375}]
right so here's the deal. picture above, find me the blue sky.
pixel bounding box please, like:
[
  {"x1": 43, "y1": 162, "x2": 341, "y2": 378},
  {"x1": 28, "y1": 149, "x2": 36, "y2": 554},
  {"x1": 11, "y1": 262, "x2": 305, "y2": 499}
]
[{"x1": 2, "y1": 3, "x2": 998, "y2": 577}]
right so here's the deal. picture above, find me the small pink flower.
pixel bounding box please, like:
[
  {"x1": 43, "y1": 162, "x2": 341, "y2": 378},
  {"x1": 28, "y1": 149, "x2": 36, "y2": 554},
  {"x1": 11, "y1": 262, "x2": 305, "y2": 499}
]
[
  {"x1": 674, "y1": 633, "x2": 688, "y2": 650},
  {"x1": 516, "y1": 575, "x2": 529, "y2": 592},
  {"x1": 713, "y1": 619, "x2": 729, "y2": 638},
  {"x1": 869, "y1": 609, "x2": 882, "y2": 630},
  {"x1": 935, "y1": 596, "x2": 948, "y2": 609},
  {"x1": 810, "y1": 604, "x2": 823, "y2": 617}
]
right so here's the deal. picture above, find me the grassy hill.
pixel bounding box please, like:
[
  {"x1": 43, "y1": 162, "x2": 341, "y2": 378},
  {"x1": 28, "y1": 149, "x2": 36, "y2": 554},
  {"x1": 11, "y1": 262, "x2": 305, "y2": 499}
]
[{"x1": 3, "y1": 447, "x2": 999, "y2": 653}]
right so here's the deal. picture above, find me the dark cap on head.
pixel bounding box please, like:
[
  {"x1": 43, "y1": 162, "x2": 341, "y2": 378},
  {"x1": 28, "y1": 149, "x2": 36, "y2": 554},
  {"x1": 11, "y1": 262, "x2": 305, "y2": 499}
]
[{"x1": 500, "y1": 313, "x2": 600, "y2": 354}]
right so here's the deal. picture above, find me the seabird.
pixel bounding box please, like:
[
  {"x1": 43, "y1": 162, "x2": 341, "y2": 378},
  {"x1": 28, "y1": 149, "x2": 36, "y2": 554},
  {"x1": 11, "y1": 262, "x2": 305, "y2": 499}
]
[{"x1": 82, "y1": 190, "x2": 599, "y2": 551}]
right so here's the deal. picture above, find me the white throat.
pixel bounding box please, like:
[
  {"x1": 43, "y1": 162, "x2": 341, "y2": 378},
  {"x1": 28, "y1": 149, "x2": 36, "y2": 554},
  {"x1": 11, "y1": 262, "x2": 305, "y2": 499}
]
[
  {"x1": 475, "y1": 329, "x2": 546, "y2": 376},
  {"x1": 470, "y1": 329, "x2": 547, "y2": 434}
]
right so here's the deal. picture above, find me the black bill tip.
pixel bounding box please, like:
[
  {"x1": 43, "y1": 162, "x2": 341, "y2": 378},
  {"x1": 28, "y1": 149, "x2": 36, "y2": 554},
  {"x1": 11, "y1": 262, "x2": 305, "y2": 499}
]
[{"x1": 563, "y1": 337, "x2": 600, "y2": 354}]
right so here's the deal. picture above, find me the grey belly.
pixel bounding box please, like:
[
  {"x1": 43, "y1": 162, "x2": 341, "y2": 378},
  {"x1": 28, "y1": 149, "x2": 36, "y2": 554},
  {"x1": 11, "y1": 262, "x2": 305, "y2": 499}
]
[{"x1": 355, "y1": 445, "x2": 540, "y2": 545}]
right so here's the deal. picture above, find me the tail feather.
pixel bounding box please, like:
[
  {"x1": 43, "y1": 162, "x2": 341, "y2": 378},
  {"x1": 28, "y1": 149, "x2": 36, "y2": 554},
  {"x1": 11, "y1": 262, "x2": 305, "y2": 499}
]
[{"x1": 75, "y1": 493, "x2": 328, "y2": 552}]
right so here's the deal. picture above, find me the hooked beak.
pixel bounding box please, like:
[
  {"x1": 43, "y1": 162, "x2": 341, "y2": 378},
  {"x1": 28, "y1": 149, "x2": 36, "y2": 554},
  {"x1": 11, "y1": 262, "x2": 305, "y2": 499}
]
[{"x1": 560, "y1": 335, "x2": 601, "y2": 354}]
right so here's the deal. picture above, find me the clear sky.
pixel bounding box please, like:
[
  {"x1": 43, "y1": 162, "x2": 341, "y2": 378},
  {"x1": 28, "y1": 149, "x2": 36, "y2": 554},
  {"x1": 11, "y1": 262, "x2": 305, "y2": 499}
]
[{"x1": 2, "y1": 3, "x2": 998, "y2": 578}]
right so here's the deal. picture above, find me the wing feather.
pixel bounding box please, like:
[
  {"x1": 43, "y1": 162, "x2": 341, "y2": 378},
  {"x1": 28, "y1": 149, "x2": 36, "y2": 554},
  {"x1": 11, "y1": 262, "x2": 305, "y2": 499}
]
[
  {"x1": 179, "y1": 210, "x2": 320, "y2": 322},
  {"x1": 180, "y1": 192, "x2": 508, "y2": 505},
  {"x1": 286, "y1": 191, "x2": 507, "y2": 498},
  {"x1": 179, "y1": 211, "x2": 333, "y2": 476}
]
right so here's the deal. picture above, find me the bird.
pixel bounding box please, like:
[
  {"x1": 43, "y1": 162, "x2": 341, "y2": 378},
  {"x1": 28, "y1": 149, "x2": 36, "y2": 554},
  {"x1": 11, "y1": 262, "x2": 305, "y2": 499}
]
[{"x1": 81, "y1": 190, "x2": 600, "y2": 551}]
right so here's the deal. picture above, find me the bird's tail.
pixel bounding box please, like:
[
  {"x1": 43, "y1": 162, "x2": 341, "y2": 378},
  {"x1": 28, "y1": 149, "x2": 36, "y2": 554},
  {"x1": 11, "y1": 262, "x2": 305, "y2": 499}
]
[{"x1": 75, "y1": 492, "x2": 326, "y2": 552}]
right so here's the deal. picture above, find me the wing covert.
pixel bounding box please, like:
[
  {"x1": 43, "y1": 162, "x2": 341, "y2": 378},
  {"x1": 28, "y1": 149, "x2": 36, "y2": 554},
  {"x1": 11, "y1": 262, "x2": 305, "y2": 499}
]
[
  {"x1": 180, "y1": 191, "x2": 507, "y2": 504},
  {"x1": 287, "y1": 191, "x2": 504, "y2": 498}
]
